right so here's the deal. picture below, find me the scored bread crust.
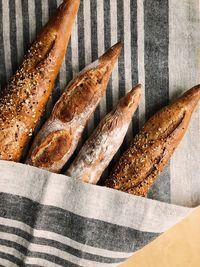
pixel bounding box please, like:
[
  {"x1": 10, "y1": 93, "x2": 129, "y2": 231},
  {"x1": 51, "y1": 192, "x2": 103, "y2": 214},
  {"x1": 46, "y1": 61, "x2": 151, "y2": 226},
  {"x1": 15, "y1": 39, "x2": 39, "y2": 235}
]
[
  {"x1": 66, "y1": 84, "x2": 141, "y2": 184},
  {"x1": 0, "y1": 0, "x2": 80, "y2": 162},
  {"x1": 26, "y1": 42, "x2": 122, "y2": 173},
  {"x1": 105, "y1": 85, "x2": 200, "y2": 196}
]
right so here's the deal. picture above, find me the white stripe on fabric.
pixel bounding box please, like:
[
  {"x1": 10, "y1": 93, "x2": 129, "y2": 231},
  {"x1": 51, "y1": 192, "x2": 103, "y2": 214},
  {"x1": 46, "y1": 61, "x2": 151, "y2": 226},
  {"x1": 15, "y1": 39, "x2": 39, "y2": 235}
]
[
  {"x1": 97, "y1": 0, "x2": 107, "y2": 120},
  {"x1": 2, "y1": 0, "x2": 12, "y2": 80},
  {"x1": 41, "y1": 0, "x2": 53, "y2": 116},
  {"x1": 0, "y1": 258, "x2": 18, "y2": 267},
  {"x1": 110, "y1": 0, "x2": 120, "y2": 162},
  {"x1": 83, "y1": 0, "x2": 92, "y2": 67},
  {"x1": 0, "y1": 161, "x2": 192, "y2": 233},
  {"x1": 0, "y1": 234, "x2": 122, "y2": 267},
  {"x1": 41, "y1": 0, "x2": 49, "y2": 25},
  {"x1": 26, "y1": 243, "x2": 122, "y2": 267},
  {"x1": 0, "y1": 218, "x2": 133, "y2": 259},
  {"x1": 137, "y1": 0, "x2": 146, "y2": 128},
  {"x1": 71, "y1": 16, "x2": 79, "y2": 77},
  {"x1": 110, "y1": 0, "x2": 119, "y2": 108},
  {"x1": 83, "y1": 0, "x2": 94, "y2": 135},
  {"x1": 0, "y1": 238, "x2": 121, "y2": 267},
  {"x1": 28, "y1": 0, "x2": 36, "y2": 43},
  {"x1": 0, "y1": 245, "x2": 24, "y2": 261},
  {"x1": 169, "y1": 0, "x2": 200, "y2": 207},
  {"x1": 0, "y1": 233, "x2": 29, "y2": 248},
  {"x1": 15, "y1": 0, "x2": 24, "y2": 63},
  {"x1": 57, "y1": 0, "x2": 67, "y2": 91},
  {"x1": 123, "y1": 0, "x2": 133, "y2": 143}
]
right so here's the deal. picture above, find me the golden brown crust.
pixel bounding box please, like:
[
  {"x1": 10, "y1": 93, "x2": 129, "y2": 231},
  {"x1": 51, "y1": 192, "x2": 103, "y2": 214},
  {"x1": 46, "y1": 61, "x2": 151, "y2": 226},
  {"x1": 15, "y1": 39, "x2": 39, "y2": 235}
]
[
  {"x1": 105, "y1": 85, "x2": 200, "y2": 196},
  {"x1": 30, "y1": 130, "x2": 72, "y2": 168},
  {"x1": 0, "y1": 0, "x2": 80, "y2": 162},
  {"x1": 54, "y1": 69, "x2": 108, "y2": 123},
  {"x1": 26, "y1": 42, "x2": 122, "y2": 173},
  {"x1": 66, "y1": 85, "x2": 141, "y2": 184}
]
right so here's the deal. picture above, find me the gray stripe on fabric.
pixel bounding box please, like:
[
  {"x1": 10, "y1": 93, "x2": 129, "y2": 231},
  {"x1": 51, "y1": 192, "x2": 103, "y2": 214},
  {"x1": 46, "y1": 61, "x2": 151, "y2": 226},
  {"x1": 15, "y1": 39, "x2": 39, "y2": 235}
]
[
  {"x1": 0, "y1": 258, "x2": 18, "y2": 267},
  {"x1": 0, "y1": 193, "x2": 157, "y2": 253},
  {"x1": 78, "y1": 0, "x2": 85, "y2": 72},
  {"x1": 0, "y1": 250, "x2": 23, "y2": 266},
  {"x1": 117, "y1": 0, "x2": 125, "y2": 99},
  {"x1": 48, "y1": 0, "x2": 61, "y2": 106},
  {"x1": 96, "y1": 0, "x2": 112, "y2": 181},
  {"x1": 35, "y1": 0, "x2": 43, "y2": 36},
  {"x1": 2, "y1": 0, "x2": 12, "y2": 81},
  {"x1": 22, "y1": 0, "x2": 30, "y2": 53},
  {"x1": 83, "y1": 0, "x2": 93, "y2": 137},
  {"x1": 0, "y1": 161, "x2": 192, "y2": 234},
  {"x1": 117, "y1": 0, "x2": 128, "y2": 154},
  {"x1": 0, "y1": 238, "x2": 127, "y2": 264},
  {"x1": 0, "y1": 221, "x2": 133, "y2": 259},
  {"x1": 78, "y1": 0, "x2": 88, "y2": 146},
  {"x1": 123, "y1": 0, "x2": 134, "y2": 144},
  {"x1": 90, "y1": 0, "x2": 101, "y2": 130},
  {"x1": 104, "y1": 0, "x2": 112, "y2": 113},
  {"x1": 9, "y1": 0, "x2": 18, "y2": 74},
  {"x1": 0, "y1": 239, "x2": 125, "y2": 266},
  {"x1": 130, "y1": 0, "x2": 139, "y2": 137},
  {"x1": 61, "y1": 0, "x2": 73, "y2": 92},
  {"x1": 40, "y1": 0, "x2": 54, "y2": 122},
  {"x1": 57, "y1": 0, "x2": 67, "y2": 93},
  {"x1": 144, "y1": 0, "x2": 170, "y2": 203},
  {"x1": 65, "y1": 38, "x2": 73, "y2": 86}
]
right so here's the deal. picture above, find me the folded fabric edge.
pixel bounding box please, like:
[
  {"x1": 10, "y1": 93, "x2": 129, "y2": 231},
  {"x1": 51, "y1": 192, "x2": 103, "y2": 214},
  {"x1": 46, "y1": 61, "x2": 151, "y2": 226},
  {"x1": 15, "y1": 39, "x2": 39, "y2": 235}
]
[{"x1": 0, "y1": 160, "x2": 194, "y2": 234}]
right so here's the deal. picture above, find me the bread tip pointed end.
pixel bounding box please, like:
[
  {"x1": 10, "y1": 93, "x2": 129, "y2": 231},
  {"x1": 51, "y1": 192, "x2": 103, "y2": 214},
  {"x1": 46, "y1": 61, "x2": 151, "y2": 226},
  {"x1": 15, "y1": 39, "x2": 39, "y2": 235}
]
[
  {"x1": 100, "y1": 41, "x2": 123, "y2": 65},
  {"x1": 130, "y1": 84, "x2": 142, "y2": 96},
  {"x1": 183, "y1": 84, "x2": 200, "y2": 100}
]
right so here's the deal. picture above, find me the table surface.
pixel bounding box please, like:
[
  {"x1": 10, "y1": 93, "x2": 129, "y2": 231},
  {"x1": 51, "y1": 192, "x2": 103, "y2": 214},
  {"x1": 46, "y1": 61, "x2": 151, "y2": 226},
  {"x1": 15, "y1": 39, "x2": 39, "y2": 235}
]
[{"x1": 120, "y1": 207, "x2": 200, "y2": 267}]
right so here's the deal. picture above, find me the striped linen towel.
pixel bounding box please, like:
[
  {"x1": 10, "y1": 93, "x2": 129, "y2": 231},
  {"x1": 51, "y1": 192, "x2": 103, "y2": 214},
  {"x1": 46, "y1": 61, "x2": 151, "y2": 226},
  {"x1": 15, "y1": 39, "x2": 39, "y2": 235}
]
[
  {"x1": 0, "y1": 161, "x2": 193, "y2": 266},
  {"x1": 0, "y1": 0, "x2": 199, "y2": 266}
]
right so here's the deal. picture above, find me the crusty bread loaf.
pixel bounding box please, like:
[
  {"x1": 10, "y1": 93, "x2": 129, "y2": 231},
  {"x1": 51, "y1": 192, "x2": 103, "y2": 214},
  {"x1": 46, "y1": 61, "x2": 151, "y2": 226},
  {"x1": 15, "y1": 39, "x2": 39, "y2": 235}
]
[
  {"x1": 66, "y1": 84, "x2": 141, "y2": 184},
  {"x1": 26, "y1": 42, "x2": 122, "y2": 173},
  {"x1": 105, "y1": 85, "x2": 200, "y2": 196},
  {"x1": 0, "y1": 0, "x2": 80, "y2": 162}
]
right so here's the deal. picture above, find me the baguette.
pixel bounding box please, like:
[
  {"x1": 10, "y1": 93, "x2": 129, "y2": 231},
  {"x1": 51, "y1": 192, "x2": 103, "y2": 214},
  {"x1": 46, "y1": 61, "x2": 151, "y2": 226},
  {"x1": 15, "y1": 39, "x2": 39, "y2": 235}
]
[
  {"x1": 66, "y1": 84, "x2": 141, "y2": 184},
  {"x1": 105, "y1": 85, "x2": 200, "y2": 196},
  {"x1": 0, "y1": 0, "x2": 80, "y2": 162},
  {"x1": 26, "y1": 42, "x2": 122, "y2": 173}
]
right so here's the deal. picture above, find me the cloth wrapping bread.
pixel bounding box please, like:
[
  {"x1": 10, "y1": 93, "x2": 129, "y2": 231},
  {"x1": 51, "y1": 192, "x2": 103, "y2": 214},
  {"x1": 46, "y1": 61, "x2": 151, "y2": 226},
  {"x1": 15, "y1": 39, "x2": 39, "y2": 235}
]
[
  {"x1": 0, "y1": 0, "x2": 199, "y2": 266},
  {"x1": 0, "y1": 161, "x2": 194, "y2": 267}
]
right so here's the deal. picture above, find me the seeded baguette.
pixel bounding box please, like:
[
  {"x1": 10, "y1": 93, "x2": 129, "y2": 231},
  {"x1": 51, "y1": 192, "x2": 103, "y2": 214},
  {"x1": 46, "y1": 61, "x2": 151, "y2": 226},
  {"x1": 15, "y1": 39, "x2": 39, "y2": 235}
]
[
  {"x1": 0, "y1": 0, "x2": 80, "y2": 162},
  {"x1": 105, "y1": 85, "x2": 200, "y2": 196},
  {"x1": 66, "y1": 84, "x2": 141, "y2": 184},
  {"x1": 26, "y1": 42, "x2": 122, "y2": 173}
]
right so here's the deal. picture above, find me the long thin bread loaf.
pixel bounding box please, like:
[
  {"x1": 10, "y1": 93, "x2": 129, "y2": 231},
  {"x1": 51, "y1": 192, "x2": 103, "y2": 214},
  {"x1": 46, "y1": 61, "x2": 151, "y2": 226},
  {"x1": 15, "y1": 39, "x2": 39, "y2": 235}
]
[
  {"x1": 26, "y1": 42, "x2": 122, "y2": 172},
  {"x1": 0, "y1": 0, "x2": 80, "y2": 161},
  {"x1": 66, "y1": 84, "x2": 141, "y2": 184},
  {"x1": 105, "y1": 85, "x2": 200, "y2": 196}
]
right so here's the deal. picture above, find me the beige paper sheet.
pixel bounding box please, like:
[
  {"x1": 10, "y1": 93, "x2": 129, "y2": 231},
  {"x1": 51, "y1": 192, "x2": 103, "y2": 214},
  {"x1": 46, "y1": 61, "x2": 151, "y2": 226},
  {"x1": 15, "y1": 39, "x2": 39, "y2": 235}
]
[{"x1": 120, "y1": 206, "x2": 200, "y2": 267}]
